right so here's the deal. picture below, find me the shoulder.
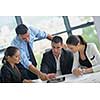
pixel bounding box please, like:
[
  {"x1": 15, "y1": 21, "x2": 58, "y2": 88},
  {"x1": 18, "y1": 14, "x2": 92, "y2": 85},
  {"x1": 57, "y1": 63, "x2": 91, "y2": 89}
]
[
  {"x1": 87, "y1": 43, "x2": 96, "y2": 47},
  {"x1": 63, "y1": 49, "x2": 73, "y2": 55},
  {"x1": 12, "y1": 36, "x2": 19, "y2": 42},
  {"x1": 28, "y1": 26, "x2": 40, "y2": 37},
  {"x1": 28, "y1": 26, "x2": 34, "y2": 30},
  {"x1": 28, "y1": 26, "x2": 34, "y2": 32},
  {"x1": 43, "y1": 49, "x2": 52, "y2": 56},
  {"x1": 62, "y1": 49, "x2": 73, "y2": 59},
  {"x1": 1, "y1": 64, "x2": 9, "y2": 73},
  {"x1": 11, "y1": 36, "x2": 21, "y2": 46},
  {"x1": 87, "y1": 43, "x2": 97, "y2": 49},
  {"x1": 28, "y1": 26, "x2": 38, "y2": 33}
]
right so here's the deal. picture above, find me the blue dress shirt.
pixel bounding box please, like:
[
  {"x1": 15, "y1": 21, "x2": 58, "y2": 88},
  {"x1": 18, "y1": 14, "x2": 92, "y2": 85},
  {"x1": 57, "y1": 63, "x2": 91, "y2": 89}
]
[{"x1": 11, "y1": 26, "x2": 47, "y2": 69}]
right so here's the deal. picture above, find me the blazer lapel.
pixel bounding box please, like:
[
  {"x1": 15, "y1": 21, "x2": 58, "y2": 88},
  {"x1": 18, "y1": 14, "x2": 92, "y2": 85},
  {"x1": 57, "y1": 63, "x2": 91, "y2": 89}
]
[
  {"x1": 50, "y1": 50, "x2": 57, "y2": 72},
  {"x1": 60, "y1": 49, "x2": 65, "y2": 74}
]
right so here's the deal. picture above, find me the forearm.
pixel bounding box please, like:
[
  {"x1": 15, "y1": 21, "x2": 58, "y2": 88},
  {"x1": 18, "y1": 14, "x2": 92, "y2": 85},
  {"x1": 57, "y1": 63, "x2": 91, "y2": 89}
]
[
  {"x1": 82, "y1": 68, "x2": 93, "y2": 74},
  {"x1": 28, "y1": 64, "x2": 49, "y2": 81},
  {"x1": 28, "y1": 64, "x2": 42, "y2": 77},
  {"x1": 92, "y1": 65, "x2": 100, "y2": 72},
  {"x1": 47, "y1": 34, "x2": 53, "y2": 40}
]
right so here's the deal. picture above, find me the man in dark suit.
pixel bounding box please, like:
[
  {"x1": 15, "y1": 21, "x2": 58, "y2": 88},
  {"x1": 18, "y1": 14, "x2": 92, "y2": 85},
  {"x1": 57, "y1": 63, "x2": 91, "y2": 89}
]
[{"x1": 40, "y1": 36, "x2": 73, "y2": 77}]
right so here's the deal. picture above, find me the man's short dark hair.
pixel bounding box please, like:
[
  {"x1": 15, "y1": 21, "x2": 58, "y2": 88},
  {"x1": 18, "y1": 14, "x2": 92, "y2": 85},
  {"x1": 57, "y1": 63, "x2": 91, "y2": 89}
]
[
  {"x1": 15, "y1": 24, "x2": 28, "y2": 35},
  {"x1": 52, "y1": 36, "x2": 63, "y2": 44}
]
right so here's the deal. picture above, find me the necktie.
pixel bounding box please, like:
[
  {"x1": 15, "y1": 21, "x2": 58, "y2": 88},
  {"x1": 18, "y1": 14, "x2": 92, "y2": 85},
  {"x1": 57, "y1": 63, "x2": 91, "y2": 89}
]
[{"x1": 27, "y1": 42, "x2": 37, "y2": 67}]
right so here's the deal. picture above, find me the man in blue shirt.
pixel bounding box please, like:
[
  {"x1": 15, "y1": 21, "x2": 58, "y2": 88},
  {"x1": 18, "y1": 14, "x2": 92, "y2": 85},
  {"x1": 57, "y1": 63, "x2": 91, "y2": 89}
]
[{"x1": 11, "y1": 24, "x2": 53, "y2": 81}]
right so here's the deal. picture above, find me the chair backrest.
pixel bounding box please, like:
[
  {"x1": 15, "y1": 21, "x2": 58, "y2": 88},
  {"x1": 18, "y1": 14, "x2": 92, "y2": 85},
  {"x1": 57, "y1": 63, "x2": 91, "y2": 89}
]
[{"x1": 45, "y1": 48, "x2": 51, "y2": 53}]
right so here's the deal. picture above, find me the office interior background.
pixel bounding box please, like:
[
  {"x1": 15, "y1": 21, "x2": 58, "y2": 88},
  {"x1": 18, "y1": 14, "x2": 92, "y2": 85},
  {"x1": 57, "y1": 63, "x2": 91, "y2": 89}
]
[{"x1": 0, "y1": 16, "x2": 100, "y2": 69}]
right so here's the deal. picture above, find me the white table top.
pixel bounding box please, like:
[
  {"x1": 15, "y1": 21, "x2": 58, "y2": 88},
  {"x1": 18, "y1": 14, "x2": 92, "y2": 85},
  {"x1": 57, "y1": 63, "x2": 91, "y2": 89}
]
[{"x1": 32, "y1": 71, "x2": 100, "y2": 83}]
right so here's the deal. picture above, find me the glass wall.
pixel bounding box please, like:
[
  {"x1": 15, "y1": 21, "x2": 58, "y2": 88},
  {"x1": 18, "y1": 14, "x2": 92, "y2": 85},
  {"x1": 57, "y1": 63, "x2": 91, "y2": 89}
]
[
  {"x1": 22, "y1": 16, "x2": 65, "y2": 34},
  {"x1": 69, "y1": 16, "x2": 93, "y2": 27},
  {"x1": 0, "y1": 16, "x2": 99, "y2": 69},
  {"x1": 21, "y1": 16, "x2": 67, "y2": 68},
  {"x1": 68, "y1": 16, "x2": 100, "y2": 50},
  {"x1": 0, "y1": 16, "x2": 17, "y2": 67}
]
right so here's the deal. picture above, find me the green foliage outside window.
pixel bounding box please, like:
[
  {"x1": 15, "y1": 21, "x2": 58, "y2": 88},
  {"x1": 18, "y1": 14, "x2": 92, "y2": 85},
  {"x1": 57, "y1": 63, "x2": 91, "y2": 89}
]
[{"x1": 82, "y1": 26, "x2": 100, "y2": 51}]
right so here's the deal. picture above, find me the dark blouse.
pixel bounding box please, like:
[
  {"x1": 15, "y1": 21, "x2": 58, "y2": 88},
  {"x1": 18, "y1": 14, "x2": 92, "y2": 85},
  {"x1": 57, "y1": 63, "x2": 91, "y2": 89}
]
[
  {"x1": 79, "y1": 44, "x2": 92, "y2": 68},
  {"x1": 1, "y1": 62, "x2": 29, "y2": 83}
]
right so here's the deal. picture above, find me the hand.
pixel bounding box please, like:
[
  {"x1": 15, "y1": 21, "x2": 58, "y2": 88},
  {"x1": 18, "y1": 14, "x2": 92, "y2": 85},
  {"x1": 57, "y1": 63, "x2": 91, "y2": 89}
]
[
  {"x1": 73, "y1": 68, "x2": 83, "y2": 77},
  {"x1": 82, "y1": 68, "x2": 93, "y2": 74},
  {"x1": 47, "y1": 73, "x2": 56, "y2": 79},
  {"x1": 23, "y1": 79, "x2": 32, "y2": 83},
  {"x1": 62, "y1": 44, "x2": 67, "y2": 49},
  {"x1": 39, "y1": 72, "x2": 49, "y2": 81},
  {"x1": 47, "y1": 34, "x2": 53, "y2": 40}
]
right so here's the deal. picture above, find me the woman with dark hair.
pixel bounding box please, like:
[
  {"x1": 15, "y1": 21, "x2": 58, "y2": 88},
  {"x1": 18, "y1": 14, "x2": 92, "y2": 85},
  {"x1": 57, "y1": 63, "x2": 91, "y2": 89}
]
[
  {"x1": 1, "y1": 46, "x2": 32, "y2": 83},
  {"x1": 66, "y1": 35, "x2": 100, "y2": 77}
]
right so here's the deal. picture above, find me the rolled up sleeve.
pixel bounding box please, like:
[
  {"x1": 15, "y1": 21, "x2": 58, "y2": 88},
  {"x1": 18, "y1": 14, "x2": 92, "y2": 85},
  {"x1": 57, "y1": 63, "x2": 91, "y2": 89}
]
[
  {"x1": 29, "y1": 26, "x2": 47, "y2": 39},
  {"x1": 20, "y1": 50, "x2": 32, "y2": 69}
]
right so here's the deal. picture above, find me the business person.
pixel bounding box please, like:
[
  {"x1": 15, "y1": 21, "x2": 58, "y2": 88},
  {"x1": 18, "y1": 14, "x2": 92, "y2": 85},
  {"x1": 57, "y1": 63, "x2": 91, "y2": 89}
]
[
  {"x1": 40, "y1": 36, "x2": 73, "y2": 77},
  {"x1": 11, "y1": 24, "x2": 52, "y2": 80},
  {"x1": 66, "y1": 35, "x2": 100, "y2": 76},
  {"x1": 1, "y1": 46, "x2": 33, "y2": 83}
]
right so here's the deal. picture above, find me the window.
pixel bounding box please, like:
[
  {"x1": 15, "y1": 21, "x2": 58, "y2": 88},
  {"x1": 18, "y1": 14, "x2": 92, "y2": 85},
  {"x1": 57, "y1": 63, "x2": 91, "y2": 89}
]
[
  {"x1": 22, "y1": 16, "x2": 65, "y2": 34},
  {"x1": 21, "y1": 16, "x2": 67, "y2": 68},
  {"x1": 0, "y1": 16, "x2": 17, "y2": 66},
  {"x1": 68, "y1": 16, "x2": 93, "y2": 27}
]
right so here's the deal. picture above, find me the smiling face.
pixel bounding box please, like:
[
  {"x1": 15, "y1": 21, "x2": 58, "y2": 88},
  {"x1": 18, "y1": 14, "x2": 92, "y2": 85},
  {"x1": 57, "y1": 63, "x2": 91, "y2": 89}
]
[
  {"x1": 51, "y1": 42, "x2": 62, "y2": 57},
  {"x1": 19, "y1": 32, "x2": 30, "y2": 42}
]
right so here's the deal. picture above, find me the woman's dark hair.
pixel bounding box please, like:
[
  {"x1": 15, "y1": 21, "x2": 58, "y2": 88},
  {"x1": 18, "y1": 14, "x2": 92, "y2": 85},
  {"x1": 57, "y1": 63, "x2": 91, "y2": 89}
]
[
  {"x1": 2, "y1": 46, "x2": 19, "y2": 64},
  {"x1": 52, "y1": 36, "x2": 63, "y2": 44},
  {"x1": 15, "y1": 24, "x2": 28, "y2": 35},
  {"x1": 66, "y1": 35, "x2": 87, "y2": 46}
]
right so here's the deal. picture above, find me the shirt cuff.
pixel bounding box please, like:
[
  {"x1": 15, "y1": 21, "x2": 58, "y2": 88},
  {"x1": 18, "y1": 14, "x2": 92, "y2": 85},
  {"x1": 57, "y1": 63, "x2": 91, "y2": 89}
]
[
  {"x1": 92, "y1": 65, "x2": 100, "y2": 72},
  {"x1": 44, "y1": 32, "x2": 48, "y2": 38},
  {"x1": 24, "y1": 61, "x2": 32, "y2": 69}
]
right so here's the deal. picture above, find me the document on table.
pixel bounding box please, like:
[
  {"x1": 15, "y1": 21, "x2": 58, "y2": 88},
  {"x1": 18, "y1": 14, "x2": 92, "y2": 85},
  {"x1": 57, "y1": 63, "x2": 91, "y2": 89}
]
[
  {"x1": 67, "y1": 72, "x2": 100, "y2": 83},
  {"x1": 32, "y1": 72, "x2": 100, "y2": 83}
]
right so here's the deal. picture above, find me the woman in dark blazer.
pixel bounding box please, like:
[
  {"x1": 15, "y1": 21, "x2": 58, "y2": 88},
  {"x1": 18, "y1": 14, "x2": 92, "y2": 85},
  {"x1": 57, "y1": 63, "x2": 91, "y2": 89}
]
[{"x1": 1, "y1": 46, "x2": 32, "y2": 83}]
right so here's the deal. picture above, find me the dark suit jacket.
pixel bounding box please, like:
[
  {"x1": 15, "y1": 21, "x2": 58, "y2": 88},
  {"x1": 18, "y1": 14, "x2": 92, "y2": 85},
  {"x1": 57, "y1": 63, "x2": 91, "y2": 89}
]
[
  {"x1": 1, "y1": 62, "x2": 30, "y2": 83},
  {"x1": 40, "y1": 49, "x2": 73, "y2": 75}
]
